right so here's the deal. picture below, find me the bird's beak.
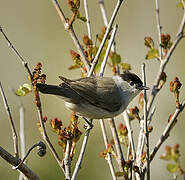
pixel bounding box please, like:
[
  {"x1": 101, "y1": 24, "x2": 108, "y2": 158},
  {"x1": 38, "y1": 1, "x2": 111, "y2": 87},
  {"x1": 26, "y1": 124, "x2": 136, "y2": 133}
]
[
  {"x1": 137, "y1": 85, "x2": 150, "y2": 90},
  {"x1": 141, "y1": 85, "x2": 150, "y2": 90}
]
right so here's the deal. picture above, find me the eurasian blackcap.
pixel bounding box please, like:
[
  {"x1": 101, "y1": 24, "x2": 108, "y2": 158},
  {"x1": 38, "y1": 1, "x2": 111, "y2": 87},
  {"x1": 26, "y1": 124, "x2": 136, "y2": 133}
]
[{"x1": 36, "y1": 71, "x2": 149, "y2": 119}]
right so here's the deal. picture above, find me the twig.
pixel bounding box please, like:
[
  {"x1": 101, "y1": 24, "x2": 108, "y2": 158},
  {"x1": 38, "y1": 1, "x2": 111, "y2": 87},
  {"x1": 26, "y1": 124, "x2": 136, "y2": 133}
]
[
  {"x1": 100, "y1": 120, "x2": 117, "y2": 180},
  {"x1": 97, "y1": 24, "x2": 118, "y2": 180},
  {"x1": 123, "y1": 111, "x2": 136, "y2": 161},
  {"x1": 71, "y1": 119, "x2": 93, "y2": 180},
  {"x1": 98, "y1": 0, "x2": 118, "y2": 72},
  {"x1": 99, "y1": 24, "x2": 118, "y2": 77},
  {"x1": 84, "y1": 0, "x2": 92, "y2": 39},
  {"x1": 143, "y1": 100, "x2": 185, "y2": 171},
  {"x1": 36, "y1": 105, "x2": 65, "y2": 173},
  {"x1": 0, "y1": 82, "x2": 19, "y2": 158},
  {"x1": 147, "y1": 106, "x2": 156, "y2": 125},
  {"x1": 0, "y1": 146, "x2": 40, "y2": 180},
  {"x1": 155, "y1": 0, "x2": 162, "y2": 60},
  {"x1": 136, "y1": 118, "x2": 144, "y2": 166},
  {"x1": 19, "y1": 105, "x2": 26, "y2": 180},
  {"x1": 146, "y1": 10, "x2": 185, "y2": 117},
  {"x1": 13, "y1": 141, "x2": 46, "y2": 170},
  {"x1": 108, "y1": 118, "x2": 126, "y2": 179},
  {"x1": 88, "y1": 0, "x2": 124, "y2": 76},
  {"x1": 98, "y1": 0, "x2": 108, "y2": 26},
  {"x1": 64, "y1": 140, "x2": 72, "y2": 180},
  {"x1": 0, "y1": 26, "x2": 32, "y2": 78},
  {"x1": 141, "y1": 63, "x2": 150, "y2": 180},
  {"x1": 51, "y1": 0, "x2": 91, "y2": 72},
  {"x1": 0, "y1": 26, "x2": 65, "y2": 173}
]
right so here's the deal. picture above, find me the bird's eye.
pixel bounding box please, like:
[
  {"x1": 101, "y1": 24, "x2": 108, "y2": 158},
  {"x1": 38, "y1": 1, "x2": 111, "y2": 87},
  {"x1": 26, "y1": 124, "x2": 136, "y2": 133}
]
[{"x1": 129, "y1": 81, "x2": 134, "y2": 86}]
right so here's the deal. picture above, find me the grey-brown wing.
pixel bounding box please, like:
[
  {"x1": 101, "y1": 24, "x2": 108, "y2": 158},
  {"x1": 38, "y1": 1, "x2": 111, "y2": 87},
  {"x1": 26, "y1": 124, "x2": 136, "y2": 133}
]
[{"x1": 59, "y1": 76, "x2": 122, "y2": 112}]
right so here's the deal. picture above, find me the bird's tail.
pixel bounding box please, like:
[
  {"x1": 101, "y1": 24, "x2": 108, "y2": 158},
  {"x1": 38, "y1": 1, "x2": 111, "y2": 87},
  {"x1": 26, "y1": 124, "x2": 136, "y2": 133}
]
[{"x1": 36, "y1": 83, "x2": 64, "y2": 96}]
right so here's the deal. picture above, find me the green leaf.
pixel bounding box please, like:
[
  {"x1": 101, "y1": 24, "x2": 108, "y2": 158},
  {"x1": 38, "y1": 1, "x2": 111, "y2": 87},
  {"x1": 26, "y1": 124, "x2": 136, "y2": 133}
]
[
  {"x1": 16, "y1": 83, "x2": 32, "y2": 96},
  {"x1": 115, "y1": 171, "x2": 124, "y2": 177},
  {"x1": 166, "y1": 163, "x2": 178, "y2": 173},
  {"x1": 77, "y1": 15, "x2": 87, "y2": 22},
  {"x1": 145, "y1": 48, "x2": 159, "y2": 60},
  {"x1": 22, "y1": 83, "x2": 32, "y2": 91},
  {"x1": 110, "y1": 53, "x2": 121, "y2": 66},
  {"x1": 120, "y1": 62, "x2": 131, "y2": 70},
  {"x1": 177, "y1": 2, "x2": 184, "y2": 8},
  {"x1": 16, "y1": 89, "x2": 26, "y2": 96}
]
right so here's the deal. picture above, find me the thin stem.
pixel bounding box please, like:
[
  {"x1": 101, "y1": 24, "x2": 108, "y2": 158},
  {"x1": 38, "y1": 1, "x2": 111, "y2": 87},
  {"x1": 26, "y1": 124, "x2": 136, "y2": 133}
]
[
  {"x1": 123, "y1": 111, "x2": 136, "y2": 161},
  {"x1": 0, "y1": 25, "x2": 65, "y2": 173},
  {"x1": 143, "y1": 100, "x2": 185, "y2": 171},
  {"x1": 19, "y1": 105, "x2": 26, "y2": 180},
  {"x1": 64, "y1": 140, "x2": 72, "y2": 180},
  {"x1": 147, "y1": 106, "x2": 156, "y2": 125},
  {"x1": 71, "y1": 119, "x2": 93, "y2": 180},
  {"x1": 51, "y1": 0, "x2": 91, "y2": 72},
  {"x1": 98, "y1": 0, "x2": 108, "y2": 26},
  {"x1": 20, "y1": 106, "x2": 26, "y2": 160},
  {"x1": 136, "y1": 119, "x2": 144, "y2": 165},
  {"x1": 141, "y1": 63, "x2": 150, "y2": 180},
  {"x1": 98, "y1": 23, "x2": 118, "y2": 180},
  {"x1": 36, "y1": 105, "x2": 65, "y2": 173},
  {"x1": 0, "y1": 26, "x2": 32, "y2": 78},
  {"x1": 0, "y1": 146, "x2": 40, "y2": 180},
  {"x1": 88, "y1": 0, "x2": 124, "y2": 76},
  {"x1": 108, "y1": 118, "x2": 126, "y2": 179},
  {"x1": 98, "y1": 0, "x2": 118, "y2": 73},
  {"x1": 13, "y1": 141, "x2": 45, "y2": 170},
  {"x1": 100, "y1": 120, "x2": 117, "y2": 180},
  {"x1": 146, "y1": 10, "x2": 185, "y2": 117},
  {"x1": 99, "y1": 24, "x2": 118, "y2": 77},
  {"x1": 84, "y1": 0, "x2": 92, "y2": 39},
  {"x1": 0, "y1": 82, "x2": 19, "y2": 158},
  {"x1": 155, "y1": 0, "x2": 162, "y2": 60}
]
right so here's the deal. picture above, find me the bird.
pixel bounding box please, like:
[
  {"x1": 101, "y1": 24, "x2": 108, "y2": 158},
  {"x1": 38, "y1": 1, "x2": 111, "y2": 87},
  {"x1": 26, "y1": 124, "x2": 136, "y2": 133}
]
[{"x1": 36, "y1": 71, "x2": 149, "y2": 119}]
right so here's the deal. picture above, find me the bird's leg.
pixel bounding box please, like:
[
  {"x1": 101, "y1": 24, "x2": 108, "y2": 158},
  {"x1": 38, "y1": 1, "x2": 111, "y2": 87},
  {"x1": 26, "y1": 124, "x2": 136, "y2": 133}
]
[{"x1": 83, "y1": 117, "x2": 93, "y2": 130}]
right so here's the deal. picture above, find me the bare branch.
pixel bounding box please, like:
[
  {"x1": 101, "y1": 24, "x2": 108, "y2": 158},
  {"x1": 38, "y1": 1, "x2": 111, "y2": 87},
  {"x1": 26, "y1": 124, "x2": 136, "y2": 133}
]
[
  {"x1": 147, "y1": 10, "x2": 185, "y2": 115},
  {"x1": 19, "y1": 105, "x2": 26, "y2": 180},
  {"x1": 123, "y1": 111, "x2": 136, "y2": 161},
  {"x1": 155, "y1": 0, "x2": 162, "y2": 60},
  {"x1": 0, "y1": 82, "x2": 19, "y2": 158},
  {"x1": 99, "y1": 24, "x2": 118, "y2": 77},
  {"x1": 0, "y1": 26, "x2": 65, "y2": 173},
  {"x1": 147, "y1": 106, "x2": 156, "y2": 125},
  {"x1": 98, "y1": 0, "x2": 118, "y2": 72},
  {"x1": 97, "y1": 24, "x2": 118, "y2": 180},
  {"x1": 51, "y1": 0, "x2": 91, "y2": 72},
  {"x1": 13, "y1": 141, "x2": 46, "y2": 170},
  {"x1": 84, "y1": 0, "x2": 92, "y2": 39},
  {"x1": 19, "y1": 106, "x2": 26, "y2": 160},
  {"x1": 100, "y1": 120, "x2": 117, "y2": 180},
  {"x1": 36, "y1": 104, "x2": 65, "y2": 173},
  {"x1": 64, "y1": 140, "x2": 72, "y2": 180},
  {"x1": 108, "y1": 118, "x2": 126, "y2": 179},
  {"x1": 88, "y1": 0, "x2": 124, "y2": 76},
  {"x1": 71, "y1": 119, "x2": 93, "y2": 180},
  {"x1": 0, "y1": 146, "x2": 40, "y2": 180},
  {"x1": 136, "y1": 119, "x2": 144, "y2": 166},
  {"x1": 143, "y1": 100, "x2": 185, "y2": 171},
  {"x1": 98, "y1": 0, "x2": 108, "y2": 26},
  {"x1": 0, "y1": 26, "x2": 32, "y2": 78},
  {"x1": 141, "y1": 63, "x2": 150, "y2": 180}
]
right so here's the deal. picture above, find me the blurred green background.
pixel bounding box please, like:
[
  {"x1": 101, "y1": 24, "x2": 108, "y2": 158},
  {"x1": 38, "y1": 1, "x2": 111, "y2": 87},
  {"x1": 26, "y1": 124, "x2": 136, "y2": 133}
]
[{"x1": 0, "y1": 0, "x2": 185, "y2": 179}]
